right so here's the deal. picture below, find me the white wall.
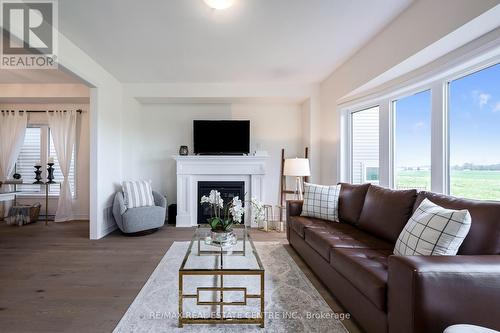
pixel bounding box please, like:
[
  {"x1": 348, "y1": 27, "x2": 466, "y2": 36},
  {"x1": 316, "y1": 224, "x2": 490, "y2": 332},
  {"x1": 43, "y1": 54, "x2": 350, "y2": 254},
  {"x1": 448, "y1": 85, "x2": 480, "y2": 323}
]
[
  {"x1": 319, "y1": 0, "x2": 500, "y2": 185},
  {"x1": 300, "y1": 88, "x2": 321, "y2": 183},
  {"x1": 56, "y1": 33, "x2": 124, "y2": 239},
  {"x1": 121, "y1": 102, "x2": 303, "y2": 208},
  {"x1": 0, "y1": 84, "x2": 89, "y2": 100}
]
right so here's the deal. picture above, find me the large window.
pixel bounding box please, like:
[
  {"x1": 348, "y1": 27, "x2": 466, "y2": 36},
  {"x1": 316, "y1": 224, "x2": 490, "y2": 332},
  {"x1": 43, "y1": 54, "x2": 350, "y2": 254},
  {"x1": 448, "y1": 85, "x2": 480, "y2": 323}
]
[
  {"x1": 448, "y1": 63, "x2": 500, "y2": 200},
  {"x1": 15, "y1": 126, "x2": 75, "y2": 196},
  {"x1": 351, "y1": 106, "x2": 379, "y2": 184},
  {"x1": 393, "y1": 90, "x2": 431, "y2": 190},
  {"x1": 344, "y1": 54, "x2": 500, "y2": 201}
]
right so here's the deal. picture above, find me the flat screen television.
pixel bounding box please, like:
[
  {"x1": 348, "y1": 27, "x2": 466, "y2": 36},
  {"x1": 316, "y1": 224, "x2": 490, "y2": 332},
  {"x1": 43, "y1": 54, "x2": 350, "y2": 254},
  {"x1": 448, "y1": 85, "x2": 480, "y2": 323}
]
[{"x1": 193, "y1": 120, "x2": 250, "y2": 155}]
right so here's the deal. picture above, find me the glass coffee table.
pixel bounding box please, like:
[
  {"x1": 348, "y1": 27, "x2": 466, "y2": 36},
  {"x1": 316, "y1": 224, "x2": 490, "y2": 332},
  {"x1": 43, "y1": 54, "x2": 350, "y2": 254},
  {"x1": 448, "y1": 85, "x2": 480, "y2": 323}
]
[{"x1": 178, "y1": 225, "x2": 265, "y2": 328}]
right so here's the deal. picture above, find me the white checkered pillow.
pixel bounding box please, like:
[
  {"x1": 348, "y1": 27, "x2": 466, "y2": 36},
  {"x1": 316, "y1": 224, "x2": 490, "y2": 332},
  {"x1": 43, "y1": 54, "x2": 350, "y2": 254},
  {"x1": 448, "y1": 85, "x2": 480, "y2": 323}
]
[
  {"x1": 394, "y1": 198, "x2": 471, "y2": 256},
  {"x1": 300, "y1": 183, "x2": 341, "y2": 222}
]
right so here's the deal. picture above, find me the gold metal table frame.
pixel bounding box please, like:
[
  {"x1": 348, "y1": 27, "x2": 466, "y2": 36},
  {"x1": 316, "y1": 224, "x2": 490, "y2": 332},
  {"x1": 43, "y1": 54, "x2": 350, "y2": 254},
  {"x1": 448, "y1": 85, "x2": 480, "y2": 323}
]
[{"x1": 178, "y1": 225, "x2": 265, "y2": 328}]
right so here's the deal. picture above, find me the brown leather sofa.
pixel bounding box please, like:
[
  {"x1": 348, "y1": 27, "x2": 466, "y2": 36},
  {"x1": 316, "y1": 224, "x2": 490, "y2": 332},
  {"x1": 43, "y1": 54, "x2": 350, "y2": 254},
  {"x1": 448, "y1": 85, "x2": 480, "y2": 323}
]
[{"x1": 286, "y1": 183, "x2": 500, "y2": 333}]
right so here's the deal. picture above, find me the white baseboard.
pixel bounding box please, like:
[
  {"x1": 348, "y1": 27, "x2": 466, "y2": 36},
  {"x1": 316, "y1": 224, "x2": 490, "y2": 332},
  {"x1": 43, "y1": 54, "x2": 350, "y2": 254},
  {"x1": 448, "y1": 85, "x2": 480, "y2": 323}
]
[
  {"x1": 100, "y1": 206, "x2": 117, "y2": 238},
  {"x1": 102, "y1": 223, "x2": 117, "y2": 236}
]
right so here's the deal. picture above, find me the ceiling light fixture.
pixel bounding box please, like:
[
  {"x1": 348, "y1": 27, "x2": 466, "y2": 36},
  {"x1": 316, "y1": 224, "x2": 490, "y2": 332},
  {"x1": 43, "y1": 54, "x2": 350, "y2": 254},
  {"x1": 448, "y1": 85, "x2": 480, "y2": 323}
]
[{"x1": 204, "y1": 0, "x2": 235, "y2": 10}]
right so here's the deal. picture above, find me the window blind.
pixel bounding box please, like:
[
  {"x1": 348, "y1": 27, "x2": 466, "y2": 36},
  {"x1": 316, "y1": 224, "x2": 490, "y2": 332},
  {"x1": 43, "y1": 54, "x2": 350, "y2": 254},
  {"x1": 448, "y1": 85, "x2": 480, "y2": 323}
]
[
  {"x1": 15, "y1": 127, "x2": 42, "y2": 193},
  {"x1": 14, "y1": 126, "x2": 76, "y2": 196}
]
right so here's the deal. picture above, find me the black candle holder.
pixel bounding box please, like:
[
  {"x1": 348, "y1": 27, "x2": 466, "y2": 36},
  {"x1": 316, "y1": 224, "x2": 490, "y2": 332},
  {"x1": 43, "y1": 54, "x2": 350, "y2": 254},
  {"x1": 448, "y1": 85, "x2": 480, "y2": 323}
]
[
  {"x1": 47, "y1": 163, "x2": 56, "y2": 184},
  {"x1": 33, "y1": 165, "x2": 43, "y2": 184}
]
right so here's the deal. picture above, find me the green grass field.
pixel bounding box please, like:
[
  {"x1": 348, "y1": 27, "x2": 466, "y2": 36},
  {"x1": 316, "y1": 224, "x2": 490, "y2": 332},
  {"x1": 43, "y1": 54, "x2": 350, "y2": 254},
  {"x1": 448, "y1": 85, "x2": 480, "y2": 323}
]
[{"x1": 396, "y1": 170, "x2": 500, "y2": 200}]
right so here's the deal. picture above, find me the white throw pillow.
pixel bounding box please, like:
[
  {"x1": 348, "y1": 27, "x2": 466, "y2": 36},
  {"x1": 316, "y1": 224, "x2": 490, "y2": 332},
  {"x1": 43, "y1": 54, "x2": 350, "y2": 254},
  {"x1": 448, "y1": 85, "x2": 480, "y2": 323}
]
[
  {"x1": 394, "y1": 198, "x2": 472, "y2": 256},
  {"x1": 300, "y1": 183, "x2": 341, "y2": 222},
  {"x1": 122, "y1": 180, "x2": 155, "y2": 209}
]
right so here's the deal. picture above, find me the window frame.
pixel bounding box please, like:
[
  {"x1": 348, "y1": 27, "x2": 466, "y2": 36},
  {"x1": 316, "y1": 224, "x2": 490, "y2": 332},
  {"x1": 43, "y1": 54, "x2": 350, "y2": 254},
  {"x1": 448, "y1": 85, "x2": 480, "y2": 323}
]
[{"x1": 339, "y1": 48, "x2": 500, "y2": 199}]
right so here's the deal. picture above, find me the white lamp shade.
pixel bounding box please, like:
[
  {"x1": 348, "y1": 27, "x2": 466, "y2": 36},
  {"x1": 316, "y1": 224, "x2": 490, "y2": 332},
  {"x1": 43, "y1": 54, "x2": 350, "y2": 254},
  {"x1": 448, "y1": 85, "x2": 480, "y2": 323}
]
[{"x1": 284, "y1": 158, "x2": 311, "y2": 177}]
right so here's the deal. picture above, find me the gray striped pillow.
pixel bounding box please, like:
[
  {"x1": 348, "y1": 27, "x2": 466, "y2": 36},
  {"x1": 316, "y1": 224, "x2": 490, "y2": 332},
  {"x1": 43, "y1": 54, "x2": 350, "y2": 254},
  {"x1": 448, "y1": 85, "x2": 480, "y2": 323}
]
[{"x1": 122, "y1": 180, "x2": 155, "y2": 208}]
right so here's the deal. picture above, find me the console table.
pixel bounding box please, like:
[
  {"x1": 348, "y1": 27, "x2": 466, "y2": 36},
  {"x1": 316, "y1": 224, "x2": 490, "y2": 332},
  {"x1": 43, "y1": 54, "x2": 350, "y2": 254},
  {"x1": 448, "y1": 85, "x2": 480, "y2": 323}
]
[{"x1": 0, "y1": 182, "x2": 59, "y2": 225}]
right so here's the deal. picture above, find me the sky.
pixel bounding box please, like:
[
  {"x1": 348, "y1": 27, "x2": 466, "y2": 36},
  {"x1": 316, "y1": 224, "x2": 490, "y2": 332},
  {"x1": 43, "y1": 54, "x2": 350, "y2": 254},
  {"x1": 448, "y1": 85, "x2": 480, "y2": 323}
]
[
  {"x1": 449, "y1": 63, "x2": 500, "y2": 166},
  {"x1": 395, "y1": 90, "x2": 431, "y2": 168},
  {"x1": 395, "y1": 62, "x2": 500, "y2": 167}
]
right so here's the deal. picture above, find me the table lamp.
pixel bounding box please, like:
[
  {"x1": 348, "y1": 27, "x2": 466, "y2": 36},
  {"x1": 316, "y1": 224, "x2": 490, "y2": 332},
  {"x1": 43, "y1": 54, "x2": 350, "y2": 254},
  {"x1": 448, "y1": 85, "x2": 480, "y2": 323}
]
[{"x1": 284, "y1": 158, "x2": 311, "y2": 200}]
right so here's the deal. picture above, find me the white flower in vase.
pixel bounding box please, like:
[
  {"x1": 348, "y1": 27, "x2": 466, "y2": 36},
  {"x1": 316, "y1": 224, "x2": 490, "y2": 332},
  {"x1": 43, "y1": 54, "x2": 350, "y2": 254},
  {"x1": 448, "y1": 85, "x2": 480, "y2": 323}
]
[
  {"x1": 251, "y1": 197, "x2": 265, "y2": 224},
  {"x1": 229, "y1": 196, "x2": 245, "y2": 223},
  {"x1": 200, "y1": 189, "x2": 224, "y2": 208}
]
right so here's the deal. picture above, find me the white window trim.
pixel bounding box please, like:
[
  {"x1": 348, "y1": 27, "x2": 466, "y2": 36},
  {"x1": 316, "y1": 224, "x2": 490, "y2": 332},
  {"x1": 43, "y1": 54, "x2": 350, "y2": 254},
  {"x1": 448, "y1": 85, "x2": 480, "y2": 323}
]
[{"x1": 339, "y1": 42, "x2": 500, "y2": 195}]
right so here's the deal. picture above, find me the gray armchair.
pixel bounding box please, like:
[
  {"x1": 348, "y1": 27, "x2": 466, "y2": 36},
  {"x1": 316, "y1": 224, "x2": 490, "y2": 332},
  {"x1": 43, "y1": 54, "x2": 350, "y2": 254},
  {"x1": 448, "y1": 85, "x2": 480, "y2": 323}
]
[{"x1": 113, "y1": 190, "x2": 167, "y2": 234}]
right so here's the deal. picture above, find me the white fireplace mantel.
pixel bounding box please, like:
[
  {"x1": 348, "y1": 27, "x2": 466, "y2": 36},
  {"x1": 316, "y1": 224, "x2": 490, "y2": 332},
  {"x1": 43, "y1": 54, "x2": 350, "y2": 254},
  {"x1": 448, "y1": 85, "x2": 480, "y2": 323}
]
[{"x1": 173, "y1": 155, "x2": 268, "y2": 227}]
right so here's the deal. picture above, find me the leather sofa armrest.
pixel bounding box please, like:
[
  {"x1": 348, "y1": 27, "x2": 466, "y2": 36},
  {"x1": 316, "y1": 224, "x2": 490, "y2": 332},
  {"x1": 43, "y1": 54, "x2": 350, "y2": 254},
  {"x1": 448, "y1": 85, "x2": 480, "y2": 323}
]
[
  {"x1": 286, "y1": 200, "x2": 303, "y2": 241},
  {"x1": 286, "y1": 200, "x2": 303, "y2": 217},
  {"x1": 388, "y1": 255, "x2": 500, "y2": 333}
]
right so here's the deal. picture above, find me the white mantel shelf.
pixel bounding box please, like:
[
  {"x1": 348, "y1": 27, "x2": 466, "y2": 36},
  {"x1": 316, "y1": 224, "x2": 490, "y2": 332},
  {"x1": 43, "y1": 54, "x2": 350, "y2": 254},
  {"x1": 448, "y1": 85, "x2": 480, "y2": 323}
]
[
  {"x1": 174, "y1": 155, "x2": 268, "y2": 175},
  {"x1": 173, "y1": 155, "x2": 269, "y2": 228}
]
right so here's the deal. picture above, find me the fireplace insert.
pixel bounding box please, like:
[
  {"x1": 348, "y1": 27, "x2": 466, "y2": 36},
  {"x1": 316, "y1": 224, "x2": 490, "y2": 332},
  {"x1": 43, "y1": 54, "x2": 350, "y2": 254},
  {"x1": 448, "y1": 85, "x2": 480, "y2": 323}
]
[{"x1": 197, "y1": 181, "x2": 245, "y2": 224}]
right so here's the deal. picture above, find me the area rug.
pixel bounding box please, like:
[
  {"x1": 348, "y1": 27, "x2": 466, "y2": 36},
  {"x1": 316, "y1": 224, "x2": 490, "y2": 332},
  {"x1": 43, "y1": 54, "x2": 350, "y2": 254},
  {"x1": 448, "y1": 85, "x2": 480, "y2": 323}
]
[{"x1": 113, "y1": 242, "x2": 349, "y2": 333}]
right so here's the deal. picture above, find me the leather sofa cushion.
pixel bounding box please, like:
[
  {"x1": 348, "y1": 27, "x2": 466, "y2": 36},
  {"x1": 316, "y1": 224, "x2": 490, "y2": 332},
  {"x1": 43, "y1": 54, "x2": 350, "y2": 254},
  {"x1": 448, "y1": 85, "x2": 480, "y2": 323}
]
[
  {"x1": 330, "y1": 248, "x2": 391, "y2": 311},
  {"x1": 290, "y1": 215, "x2": 363, "y2": 239},
  {"x1": 338, "y1": 183, "x2": 370, "y2": 225},
  {"x1": 358, "y1": 185, "x2": 417, "y2": 243},
  {"x1": 304, "y1": 227, "x2": 394, "y2": 261},
  {"x1": 288, "y1": 216, "x2": 331, "y2": 238},
  {"x1": 414, "y1": 191, "x2": 500, "y2": 255}
]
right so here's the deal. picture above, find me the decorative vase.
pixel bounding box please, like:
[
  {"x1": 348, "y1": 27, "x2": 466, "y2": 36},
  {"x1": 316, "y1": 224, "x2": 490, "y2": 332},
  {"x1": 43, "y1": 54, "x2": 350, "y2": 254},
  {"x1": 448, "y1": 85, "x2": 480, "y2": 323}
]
[
  {"x1": 47, "y1": 163, "x2": 56, "y2": 184},
  {"x1": 179, "y1": 145, "x2": 188, "y2": 156},
  {"x1": 33, "y1": 165, "x2": 43, "y2": 184},
  {"x1": 210, "y1": 229, "x2": 236, "y2": 247}
]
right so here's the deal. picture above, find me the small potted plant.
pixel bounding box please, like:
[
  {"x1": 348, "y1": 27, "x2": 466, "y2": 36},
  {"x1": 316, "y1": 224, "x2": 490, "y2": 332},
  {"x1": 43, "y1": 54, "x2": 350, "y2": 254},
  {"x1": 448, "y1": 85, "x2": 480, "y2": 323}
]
[{"x1": 200, "y1": 190, "x2": 264, "y2": 245}]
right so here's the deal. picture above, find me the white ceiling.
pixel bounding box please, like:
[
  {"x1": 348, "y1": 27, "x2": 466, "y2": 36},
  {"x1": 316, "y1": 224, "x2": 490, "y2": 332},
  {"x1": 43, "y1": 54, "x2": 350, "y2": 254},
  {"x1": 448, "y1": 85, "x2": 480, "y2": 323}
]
[{"x1": 59, "y1": 0, "x2": 413, "y2": 84}]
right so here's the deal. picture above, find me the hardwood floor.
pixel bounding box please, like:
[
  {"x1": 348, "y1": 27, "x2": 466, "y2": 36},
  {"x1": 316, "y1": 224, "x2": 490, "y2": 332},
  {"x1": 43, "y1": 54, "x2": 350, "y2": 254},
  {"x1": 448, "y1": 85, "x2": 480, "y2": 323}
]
[{"x1": 0, "y1": 221, "x2": 362, "y2": 333}]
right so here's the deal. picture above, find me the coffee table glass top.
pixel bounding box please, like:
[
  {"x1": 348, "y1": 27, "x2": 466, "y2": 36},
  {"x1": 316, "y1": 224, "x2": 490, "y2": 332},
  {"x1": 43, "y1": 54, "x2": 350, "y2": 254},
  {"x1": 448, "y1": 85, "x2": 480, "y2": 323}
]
[{"x1": 180, "y1": 225, "x2": 264, "y2": 271}]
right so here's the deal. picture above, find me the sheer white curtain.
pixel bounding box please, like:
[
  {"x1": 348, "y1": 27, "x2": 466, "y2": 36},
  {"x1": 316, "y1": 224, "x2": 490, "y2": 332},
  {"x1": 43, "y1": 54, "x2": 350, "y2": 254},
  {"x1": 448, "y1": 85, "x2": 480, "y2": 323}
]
[
  {"x1": 47, "y1": 110, "x2": 77, "y2": 222},
  {"x1": 0, "y1": 111, "x2": 27, "y2": 181}
]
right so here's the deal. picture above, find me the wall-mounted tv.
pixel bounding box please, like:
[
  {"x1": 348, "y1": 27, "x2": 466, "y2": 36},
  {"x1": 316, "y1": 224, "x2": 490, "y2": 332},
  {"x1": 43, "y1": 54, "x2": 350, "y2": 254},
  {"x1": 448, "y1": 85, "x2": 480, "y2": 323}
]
[{"x1": 193, "y1": 120, "x2": 250, "y2": 155}]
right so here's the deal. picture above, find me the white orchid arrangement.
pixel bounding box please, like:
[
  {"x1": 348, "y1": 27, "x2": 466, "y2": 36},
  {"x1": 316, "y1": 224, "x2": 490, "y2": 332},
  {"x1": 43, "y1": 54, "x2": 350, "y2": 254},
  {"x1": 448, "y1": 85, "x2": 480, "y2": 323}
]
[
  {"x1": 250, "y1": 197, "x2": 265, "y2": 224},
  {"x1": 200, "y1": 189, "x2": 264, "y2": 231}
]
